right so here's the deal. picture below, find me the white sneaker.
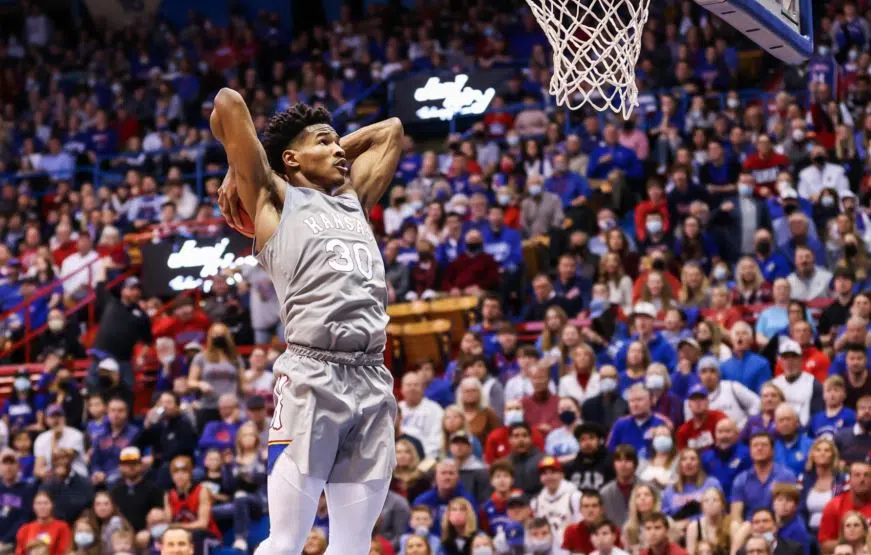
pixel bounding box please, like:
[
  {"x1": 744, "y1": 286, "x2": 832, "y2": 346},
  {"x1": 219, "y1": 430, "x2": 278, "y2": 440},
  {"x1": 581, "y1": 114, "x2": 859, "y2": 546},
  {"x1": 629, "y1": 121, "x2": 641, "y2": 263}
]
[{"x1": 233, "y1": 539, "x2": 248, "y2": 552}]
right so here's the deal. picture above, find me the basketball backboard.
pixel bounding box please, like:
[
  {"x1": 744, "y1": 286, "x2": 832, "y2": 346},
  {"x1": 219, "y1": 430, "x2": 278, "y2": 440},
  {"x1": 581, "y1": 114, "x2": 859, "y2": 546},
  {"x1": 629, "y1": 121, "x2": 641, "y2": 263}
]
[{"x1": 694, "y1": 0, "x2": 813, "y2": 64}]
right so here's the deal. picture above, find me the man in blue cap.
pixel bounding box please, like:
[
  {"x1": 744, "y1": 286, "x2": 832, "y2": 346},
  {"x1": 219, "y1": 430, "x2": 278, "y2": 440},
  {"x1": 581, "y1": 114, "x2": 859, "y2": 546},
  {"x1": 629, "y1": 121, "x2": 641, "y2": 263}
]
[{"x1": 677, "y1": 384, "x2": 727, "y2": 451}]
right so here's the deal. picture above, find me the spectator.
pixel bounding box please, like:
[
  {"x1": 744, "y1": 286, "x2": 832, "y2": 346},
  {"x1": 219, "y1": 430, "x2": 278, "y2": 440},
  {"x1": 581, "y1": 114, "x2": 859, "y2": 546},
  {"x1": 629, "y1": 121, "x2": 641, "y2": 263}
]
[
  {"x1": 33, "y1": 405, "x2": 86, "y2": 479},
  {"x1": 743, "y1": 135, "x2": 789, "y2": 197},
  {"x1": 695, "y1": 356, "x2": 760, "y2": 430},
  {"x1": 809, "y1": 376, "x2": 856, "y2": 438},
  {"x1": 615, "y1": 303, "x2": 677, "y2": 372},
  {"x1": 400, "y1": 372, "x2": 445, "y2": 460},
  {"x1": 639, "y1": 512, "x2": 687, "y2": 555},
  {"x1": 772, "y1": 339, "x2": 824, "y2": 426},
  {"x1": 514, "y1": 96, "x2": 549, "y2": 138},
  {"x1": 187, "y1": 323, "x2": 244, "y2": 428},
  {"x1": 787, "y1": 246, "x2": 834, "y2": 302},
  {"x1": 608, "y1": 384, "x2": 670, "y2": 453},
  {"x1": 677, "y1": 385, "x2": 727, "y2": 451},
  {"x1": 442, "y1": 229, "x2": 500, "y2": 296},
  {"x1": 772, "y1": 404, "x2": 814, "y2": 476},
  {"x1": 59, "y1": 234, "x2": 104, "y2": 303},
  {"x1": 701, "y1": 418, "x2": 751, "y2": 499},
  {"x1": 412, "y1": 459, "x2": 477, "y2": 534},
  {"x1": 722, "y1": 322, "x2": 773, "y2": 393},
  {"x1": 110, "y1": 446, "x2": 164, "y2": 534},
  {"x1": 521, "y1": 174, "x2": 565, "y2": 238},
  {"x1": 136, "y1": 392, "x2": 198, "y2": 488},
  {"x1": 739, "y1": 510, "x2": 803, "y2": 555},
  {"x1": 15, "y1": 490, "x2": 71, "y2": 555},
  {"x1": 197, "y1": 393, "x2": 243, "y2": 453},
  {"x1": 38, "y1": 309, "x2": 86, "y2": 360},
  {"x1": 89, "y1": 397, "x2": 139, "y2": 487},
  {"x1": 817, "y1": 460, "x2": 871, "y2": 554},
  {"x1": 582, "y1": 365, "x2": 629, "y2": 432},
  {"x1": 731, "y1": 433, "x2": 798, "y2": 521},
  {"x1": 560, "y1": 488, "x2": 612, "y2": 555},
  {"x1": 545, "y1": 153, "x2": 590, "y2": 209},
  {"x1": 164, "y1": 455, "x2": 220, "y2": 546},
  {"x1": 588, "y1": 124, "x2": 643, "y2": 181},
  {"x1": 798, "y1": 146, "x2": 850, "y2": 202},
  {"x1": 507, "y1": 422, "x2": 545, "y2": 496},
  {"x1": 0, "y1": 448, "x2": 35, "y2": 550},
  {"x1": 39, "y1": 448, "x2": 94, "y2": 523}
]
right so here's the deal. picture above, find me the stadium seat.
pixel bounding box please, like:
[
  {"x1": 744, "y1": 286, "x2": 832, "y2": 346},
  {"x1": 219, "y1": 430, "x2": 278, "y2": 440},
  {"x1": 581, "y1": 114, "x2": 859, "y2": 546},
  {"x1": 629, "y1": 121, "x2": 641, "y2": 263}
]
[
  {"x1": 427, "y1": 296, "x2": 478, "y2": 347},
  {"x1": 392, "y1": 318, "x2": 452, "y2": 371}
]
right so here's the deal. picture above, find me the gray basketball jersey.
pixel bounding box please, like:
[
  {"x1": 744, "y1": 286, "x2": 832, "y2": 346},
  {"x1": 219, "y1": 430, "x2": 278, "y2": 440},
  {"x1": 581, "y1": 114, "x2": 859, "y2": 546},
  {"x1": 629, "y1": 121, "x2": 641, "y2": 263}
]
[{"x1": 255, "y1": 185, "x2": 389, "y2": 355}]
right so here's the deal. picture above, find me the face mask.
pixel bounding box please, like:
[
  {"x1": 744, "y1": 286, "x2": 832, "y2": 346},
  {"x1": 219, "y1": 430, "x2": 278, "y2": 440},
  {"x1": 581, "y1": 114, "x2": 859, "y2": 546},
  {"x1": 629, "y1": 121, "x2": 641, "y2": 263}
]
[
  {"x1": 598, "y1": 218, "x2": 617, "y2": 231},
  {"x1": 812, "y1": 155, "x2": 827, "y2": 166},
  {"x1": 506, "y1": 135, "x2": 520, "y2": 147},
  {"x1": 818, "y1": 46, "x2": 831, "y2": 56},
  {"x1": 727, "y1": 98, "x2": 740, "y2": 109},
  {"x1": 528, "y1": 184, "x2": 542, "y2": 196},
  {"x1": 559, "y1": 410, "x2": 577, "y2": 425},
  {"x1": 792, "y1": 129, "x2": 805, "y2": 142},
  {"x1": 849, "y1": 49, "x2": 860, "y2": 62},
  {"x1": 111, "y1": 83, "x2": 123, "y2": 95},
  {"x1": 47, "y1": 319, "x2": 64, "y2": 332},
  {"x1": 845, "y1": 243, "x2": 859, "y2": 258},
  {"x1": 623, "y1": 120, "x2": 635, "y2": 131},
  {"x1": 466, "y1": 242, "x2": 483, "y2": 254},
  {"x1": 526, "y1": 537, "x2": 553, "y2": 552},
  {"x1": 589, "y1": 298, "x2": 609, "y2": 317},
  {"x1": 74, "y1": 532, "x2": 95, "y2": 547},
  {"x1": 14, "y1": 377, "x2": 30, "y2": 392},
  {"x1": 599, "y1": 377, "x2": 617, "y2": 393},
  {"x1": 343, "y1": 68, "x2": 356, "y2": 80},
  {"x1": 713, "y1": 266, "x2": 728, "y2": 281},
  {"x1": 414, "y1": 526, "x2": 430, "y2": 537},
  {"x1": 497, "y1": 193, "x2": 511, "y2": 206},
  {"x1": 454, "y1": 205, "x2": 467, "y2": 215},
  {"x1": 505, "y1": 409, "x2": 524, "y2": 425},
  {"x1": 652, "y1": 435, "x2": 673, "y2": 453},
  {"x1": 733, "y1": 183, "x2": 753, "y2": 198},
  {"x1": 757, "y1": 239, "x2": 772, "y2": 256},
  {"x1": 651, "y1": 258, "x2": 666, "y2": 272},
  {"x1": 645, "y1": 375, "x2": 665, "y2": 390},
  {"x1": 211, "y1": 336, "x2": 229, "y2": 349},
  {"x1": 159, "y1": 355, "x2": 175, "y2": 366},
  {"x1": 473, "y1": 548, "x2": 494, "y2": 555},
  {"x1": 410, "y1": 200, "x2": 424, "y2": 212},
  {"x1": 646, "y1": 219, "x2": 663, "y2": 235},
  {"x1": 151, "y1": 523, "x2": 168, "y2": 539},
  {"x1": 821, "y1": 195, "x2": 835, "y2": 208},
  {"x1": 762, "y1": 531, "x2": 776, "y2": 544}
]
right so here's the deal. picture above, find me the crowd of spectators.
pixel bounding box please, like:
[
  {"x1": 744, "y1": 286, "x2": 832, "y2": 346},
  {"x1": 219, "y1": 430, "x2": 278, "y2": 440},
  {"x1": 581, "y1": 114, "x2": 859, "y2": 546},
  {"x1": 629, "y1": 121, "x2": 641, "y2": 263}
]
[{"x1": 5, "y1": 0, "x2": 871, "y2": 554}]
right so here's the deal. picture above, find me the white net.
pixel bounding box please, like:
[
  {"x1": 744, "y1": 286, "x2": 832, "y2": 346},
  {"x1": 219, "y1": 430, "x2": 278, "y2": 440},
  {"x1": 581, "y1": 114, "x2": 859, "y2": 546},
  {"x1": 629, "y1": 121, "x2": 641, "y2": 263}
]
[{"x1": 525, "y1": 0, "x2": 651, "y2": 118}]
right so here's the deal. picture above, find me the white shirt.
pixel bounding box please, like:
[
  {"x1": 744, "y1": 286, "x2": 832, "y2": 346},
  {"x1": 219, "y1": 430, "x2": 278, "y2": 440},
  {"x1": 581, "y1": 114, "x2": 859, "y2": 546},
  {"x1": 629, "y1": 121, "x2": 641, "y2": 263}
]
[
  {"x1": 787, "y1": 267, "x2": 835, "y2": 302},
  {"x1": 773, "y1": 372, "x2": 817, "y2": 426},
  {"x1": 685, "y1": 380, "x2": 760, "y2": 429},
  {"x1": 34, "y1": 426, "x2": 87, "y2": 477},
  {"x1": 797, "y1": 163, "x2": 850, "y2": 200},
  {"x1": 506, "y1": 373, "x2": 556, "y2": 401},
  {"x1": 558, "y1": 372, "x2": 601, "y2": 406},
  {"x1": 399, "y1": 398, "x2": 444, "y2": 459},
  {"x1": 60, "y1": 250, "x2": 104, "y2": 294}
]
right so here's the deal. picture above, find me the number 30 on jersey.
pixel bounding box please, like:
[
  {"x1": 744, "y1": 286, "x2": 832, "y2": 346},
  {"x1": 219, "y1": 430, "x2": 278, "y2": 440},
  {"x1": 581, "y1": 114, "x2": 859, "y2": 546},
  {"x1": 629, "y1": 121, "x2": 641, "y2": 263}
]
[{"x1": 325, "y1": 239, "x2": 373, "y2": 279}]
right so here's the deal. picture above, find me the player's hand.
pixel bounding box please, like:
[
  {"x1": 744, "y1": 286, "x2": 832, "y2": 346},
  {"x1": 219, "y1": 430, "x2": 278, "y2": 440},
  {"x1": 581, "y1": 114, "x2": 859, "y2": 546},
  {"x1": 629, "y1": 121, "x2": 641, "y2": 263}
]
[{"x1": 218, "y1": 168, "x2": 255, "y2": 238}]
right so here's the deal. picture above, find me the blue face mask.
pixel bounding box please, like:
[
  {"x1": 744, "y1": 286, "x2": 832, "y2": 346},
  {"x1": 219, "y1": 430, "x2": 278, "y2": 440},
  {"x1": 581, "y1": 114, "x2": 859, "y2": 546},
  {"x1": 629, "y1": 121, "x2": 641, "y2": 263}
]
[
  {"x1": 738, "y1": 183, "x2": 754, "y2": 197},
  {"x1": 151, "y1": 523, "x2": 168, "y2": 539},
  {"x1": 14, "y1": 377, "x2": 30, "y2": 392},
  {"x1": 646, "y1": 219, "x2": 663, "y2": 234},
  {"x1": 505, "y1": 410, "x2": 524, "y2": 425},
  {"x1": 75, "y1": 532, "x2": 95, "y2": 547}
]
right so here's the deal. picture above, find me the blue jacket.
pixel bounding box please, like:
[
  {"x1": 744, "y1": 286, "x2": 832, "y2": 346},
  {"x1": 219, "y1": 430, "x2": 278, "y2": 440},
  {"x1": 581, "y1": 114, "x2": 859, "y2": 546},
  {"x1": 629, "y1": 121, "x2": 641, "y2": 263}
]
[
  {"x1": 90, "y1": 422, "x2": 141, "y2": 476},
  {"x1": 481, "y1": 225, "x2": 523, "y2": 273},
  {"x1": 607, "y1": 413, "x2": 669, "y2": 453},
  {"x1": 587, "y1": 144, "x2": 644, "y2": 180},
  {"x1": 424, "y1": 378, "x2": 455, "y2": 408},
  {"x1": 778, "y1": 515, "x2": 811, "y2": 555},
  {"x1": 615, "y1": 332, "x2": 677, "y2": 372},
  {"x1": 0, "y1": 478, "x2": 36, "y2": 543},
  {"x1": 701, "y1": 443, "x2": 751, "y2": 499},
  {"x1": 720, "y1": 352, "x2": 772, "y2": 394},
  {"x1": 755, "y1": 252, "x2": 792, "y2": 282},
  {"x1": 413, "y1": 484, "x2": 477, "y2": 533},
  {"x1": 544, "y1": 171, "x2": 590, "y2": 207},
  {"x1": 774, "y1": 434, "x2": 815, "y2": 476},
  {"x1": 198, "y1": 419, "x2": 242, "y2": 454}
]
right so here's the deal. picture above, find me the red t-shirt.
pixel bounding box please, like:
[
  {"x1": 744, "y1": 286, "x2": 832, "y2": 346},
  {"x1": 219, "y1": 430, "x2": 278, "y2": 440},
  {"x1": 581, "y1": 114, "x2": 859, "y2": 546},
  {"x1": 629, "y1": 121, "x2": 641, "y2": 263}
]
[
  {"x1": 562, "y1": 522, "x2": 622, "y2": 553},
  {"x1": 15, "y1": 519, "x2": 72, "y2": 555},
  {"x1": 484, "y1": 426, "x2": 546, "y2": 463},
  {"x1": 743, "y1": 152, "x2": 789, "y2": 193},
  {"x1": 676, "y1": 410, "x2": 727, "y2": 450},
  {"x1": 818, "y1": 491, "x2": 871, "y2": 543}
]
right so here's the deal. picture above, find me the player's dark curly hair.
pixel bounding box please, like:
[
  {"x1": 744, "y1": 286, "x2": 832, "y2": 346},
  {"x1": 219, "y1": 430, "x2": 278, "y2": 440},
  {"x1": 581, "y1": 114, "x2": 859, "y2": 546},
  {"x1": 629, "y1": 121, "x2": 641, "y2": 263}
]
[{"x1": 262, "y1": 103, "x2": 333, "y2": 174}]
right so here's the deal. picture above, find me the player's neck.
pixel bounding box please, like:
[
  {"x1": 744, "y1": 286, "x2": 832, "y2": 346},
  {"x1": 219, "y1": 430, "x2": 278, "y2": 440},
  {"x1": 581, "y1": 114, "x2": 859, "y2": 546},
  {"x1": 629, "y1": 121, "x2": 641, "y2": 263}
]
[{"x1": 290, "y1": 174, "x2": 333, "y2": 196}]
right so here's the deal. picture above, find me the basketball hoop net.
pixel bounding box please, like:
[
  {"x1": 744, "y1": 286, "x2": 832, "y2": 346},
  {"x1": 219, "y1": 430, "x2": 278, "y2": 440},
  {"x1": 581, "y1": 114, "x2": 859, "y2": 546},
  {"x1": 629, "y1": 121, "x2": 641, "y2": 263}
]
[{"x1": 525, "y1": 0, "x2": 651, "y2": 118}]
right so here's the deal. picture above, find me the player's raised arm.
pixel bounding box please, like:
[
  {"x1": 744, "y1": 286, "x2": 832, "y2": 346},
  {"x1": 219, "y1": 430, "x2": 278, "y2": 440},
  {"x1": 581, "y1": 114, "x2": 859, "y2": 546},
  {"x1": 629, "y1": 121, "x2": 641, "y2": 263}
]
[
  {"x1": 340, "y1": 117, "x2": 404, "y2": 211},
  {"x1": 211, "y1": 88, "x2": 284, "y2": 224}
]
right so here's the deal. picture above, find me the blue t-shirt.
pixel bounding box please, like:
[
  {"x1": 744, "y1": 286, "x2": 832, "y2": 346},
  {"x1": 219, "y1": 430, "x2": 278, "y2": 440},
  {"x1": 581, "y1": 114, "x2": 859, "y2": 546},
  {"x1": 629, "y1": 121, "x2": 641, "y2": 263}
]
[
  {"x1": 809, "y1": 407, "x2": 856, "y2": 438},
  {"x1": 731, "y1": 464, "x2": 797, "y2": 518}
]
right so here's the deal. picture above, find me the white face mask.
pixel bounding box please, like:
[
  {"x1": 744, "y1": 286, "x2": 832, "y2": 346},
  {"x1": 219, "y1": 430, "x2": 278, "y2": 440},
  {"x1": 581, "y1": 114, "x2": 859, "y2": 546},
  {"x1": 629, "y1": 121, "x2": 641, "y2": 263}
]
[
  {"x1": 472, "y1": 548, "x2": 494, "y2": 555},
  {"x1": 47, "y1": 319, "x2": 64, "y2": 332},
  {"x1": 646, "y1": 219, "x2": 663, "y2": 234},
  {"x1": 792, "y1": 129, "x2": 805, "y2": 142},
  {"x1": 645, "y1": 375, "x2": 665, "y2": 390},
  {"x1": 727, "y1": 98, "x2": 740, "y2": 109},
  {"x1": 505, "y1": 409, "x2": 524, "y2": 425},
  {"x1": 599, "y1": 377, "x2": 617, "y2": 393}
]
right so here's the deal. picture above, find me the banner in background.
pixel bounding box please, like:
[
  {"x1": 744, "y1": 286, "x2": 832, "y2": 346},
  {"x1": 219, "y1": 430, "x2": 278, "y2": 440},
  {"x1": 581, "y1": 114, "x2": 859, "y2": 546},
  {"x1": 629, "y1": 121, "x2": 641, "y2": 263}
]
[
  {"x1": 82, "y1": 0, "x2": 162, "y2": 30},
  {"x1": 391, "y1": 69, "x2": 517, "y2": 126},
  {"x1": 139, "y1": 233, "x2": 257, "y2": 297}
]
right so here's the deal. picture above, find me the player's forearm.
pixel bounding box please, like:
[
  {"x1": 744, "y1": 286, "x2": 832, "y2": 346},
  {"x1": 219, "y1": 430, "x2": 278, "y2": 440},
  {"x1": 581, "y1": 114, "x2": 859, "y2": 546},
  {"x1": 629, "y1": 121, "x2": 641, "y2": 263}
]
[{"x1": 340, "y1": 118, "x2": 403, "y2": 162}]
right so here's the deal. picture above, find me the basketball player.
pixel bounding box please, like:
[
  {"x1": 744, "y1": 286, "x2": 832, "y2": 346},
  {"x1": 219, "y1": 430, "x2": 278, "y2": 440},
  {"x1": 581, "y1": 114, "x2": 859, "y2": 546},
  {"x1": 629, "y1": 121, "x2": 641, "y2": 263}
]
[{"x1": 209, "y1": 87, "x2": 403, "y2": 554}]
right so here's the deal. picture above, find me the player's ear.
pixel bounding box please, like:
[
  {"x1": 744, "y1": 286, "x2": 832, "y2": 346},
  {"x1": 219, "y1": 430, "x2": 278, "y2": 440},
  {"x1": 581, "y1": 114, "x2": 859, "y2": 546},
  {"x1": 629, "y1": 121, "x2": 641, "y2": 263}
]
[{"x1": 282, "y1": 149, "x2": 300, "y2": 172}]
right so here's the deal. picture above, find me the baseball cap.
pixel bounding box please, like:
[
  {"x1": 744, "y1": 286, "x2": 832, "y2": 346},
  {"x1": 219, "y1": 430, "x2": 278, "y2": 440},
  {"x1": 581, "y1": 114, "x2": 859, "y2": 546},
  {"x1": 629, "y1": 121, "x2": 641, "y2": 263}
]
[
  {"x1": 119, "y1": 446, "x2": 141, "y2": 463},
  {"x1": 698, "y1": 356, "x2": 720, "y2": 371},
  {"x1": 183, "y1": 341, "x2": 203, "y2": 352},
  {"x1": 245, "y1": 396, "x2": 266, "y2": 410},
  {"x1": 449, "y1": 431, "x2": 472, "y2": 444},
  {"x1": 538, "y1": 456, "x2": 562, "y2": 473},
  {"x1": 780, "y1": 187, "x2": 799, "y2": 200},
  {"x1": 506, "y1": 492, "x2": 529, "y2": 508},
  {"x1": 98, "y1": 358, "x2": 120, "y2": 373},
  {"x1": 631, "y1": 302, "x2": 657, "y2": 319},
  {"x1": 123, "y1": 276, "x2": 141, "y2": 289},
  {"x1": 688, "y1": 384, "x2": 709, "y2": 398},
  {"x1": 46, "y1": 405, "x2": 64, "y2": 418},
  {"x1": 779, "y1": 338, "x2": 802, "y2": 357},
  {"x1": 0, "y1": 448, "x2": 17, "y2": 463},
  {"x1": 678, "y1": 337, "x2": 701, "y2": 351}
]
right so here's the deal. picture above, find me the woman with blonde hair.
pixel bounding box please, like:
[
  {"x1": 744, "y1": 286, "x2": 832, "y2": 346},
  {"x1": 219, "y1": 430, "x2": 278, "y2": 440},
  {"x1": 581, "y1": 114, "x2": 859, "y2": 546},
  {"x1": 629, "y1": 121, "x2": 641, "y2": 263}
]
[
  {"x1": 839, "y1": 511, "x2": 869, "y2": 555},
  {"x1": 457, "y1": 378, "x2": 500, "y2": 444},
  {"x1": 801, "y1": 436, "x2": 846, "y2": 533},
  {"x1": 741, "y1": 382, "x2": 784, "y2": 441},
  {"x1": 638, "y1": 425, "x2": 678, "y2": 490},
  {"x1": 621, "y1": 341, "x2": 651, "y2": 391},
  {"x1": 678, "y1": 262, "x2": 710, "y2": 308},
  {"x1": 662, "y1": 450, "x2": 722, "y2": 532},
  {"x1": 598, "y1": 251, "x2": 634, "y2": 313},
  {"x1": 558, "y1": 343, "x2": 601, "y2": 406},
  {"x1": 440, "y1": 497, "x2": 478, "y2": 555},
  {"x1": 188, "y1": 322, "x2": 245, "y2": 427},
  {"x1": 685, "y1": 487, "x2": 737, "y2": 555},
  {"x1": 639, "y1": 271, "x2": 676, "y2": 316},
  {"x1": 554, "y1": 324, "x2": 583, "y2": 377},
  {"x1": 622, "y1": 483, "x2": 670, "y2": 553},
  {"x1": 694, "y1": 319, "x2": 732, "y2": 362},
  {"x1": 403, "y1": 534, "x2": 434, "y2": 555},
  {"x1": 537, "y1": 305, "x2": 569, "y2": 356},
  {"x1": 704, "y1": 285, "x2": 743, "y2": 332},
  {"x1": 92, "y1": 491, "x2": 134, "y2": 553},
  {"x1": 441, "y1": 405, "x2": 483, "y2": 459},
  {"x1": 393, "y1": 438, "x2": 430, "y2": 501},
  {"x1": 70, "y1": 514, "x2": 101, "y2": 555},
  {"x1": 732, "y1": 256, "x2": 772, "y2": 306}
]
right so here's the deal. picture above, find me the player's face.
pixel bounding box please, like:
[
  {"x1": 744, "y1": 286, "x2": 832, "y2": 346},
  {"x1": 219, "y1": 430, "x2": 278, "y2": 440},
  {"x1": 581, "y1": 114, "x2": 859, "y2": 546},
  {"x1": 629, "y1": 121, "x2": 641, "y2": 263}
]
[{"x1": 290, "y1": 124, "x2": 347, "y2": 191}]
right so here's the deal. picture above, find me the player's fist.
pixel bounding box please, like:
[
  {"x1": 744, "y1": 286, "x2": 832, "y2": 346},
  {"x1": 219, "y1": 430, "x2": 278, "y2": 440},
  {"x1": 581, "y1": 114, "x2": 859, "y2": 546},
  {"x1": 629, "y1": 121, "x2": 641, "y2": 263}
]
[{"x1": 218, "y1": 168, "x2": 255, "y2": 238}]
